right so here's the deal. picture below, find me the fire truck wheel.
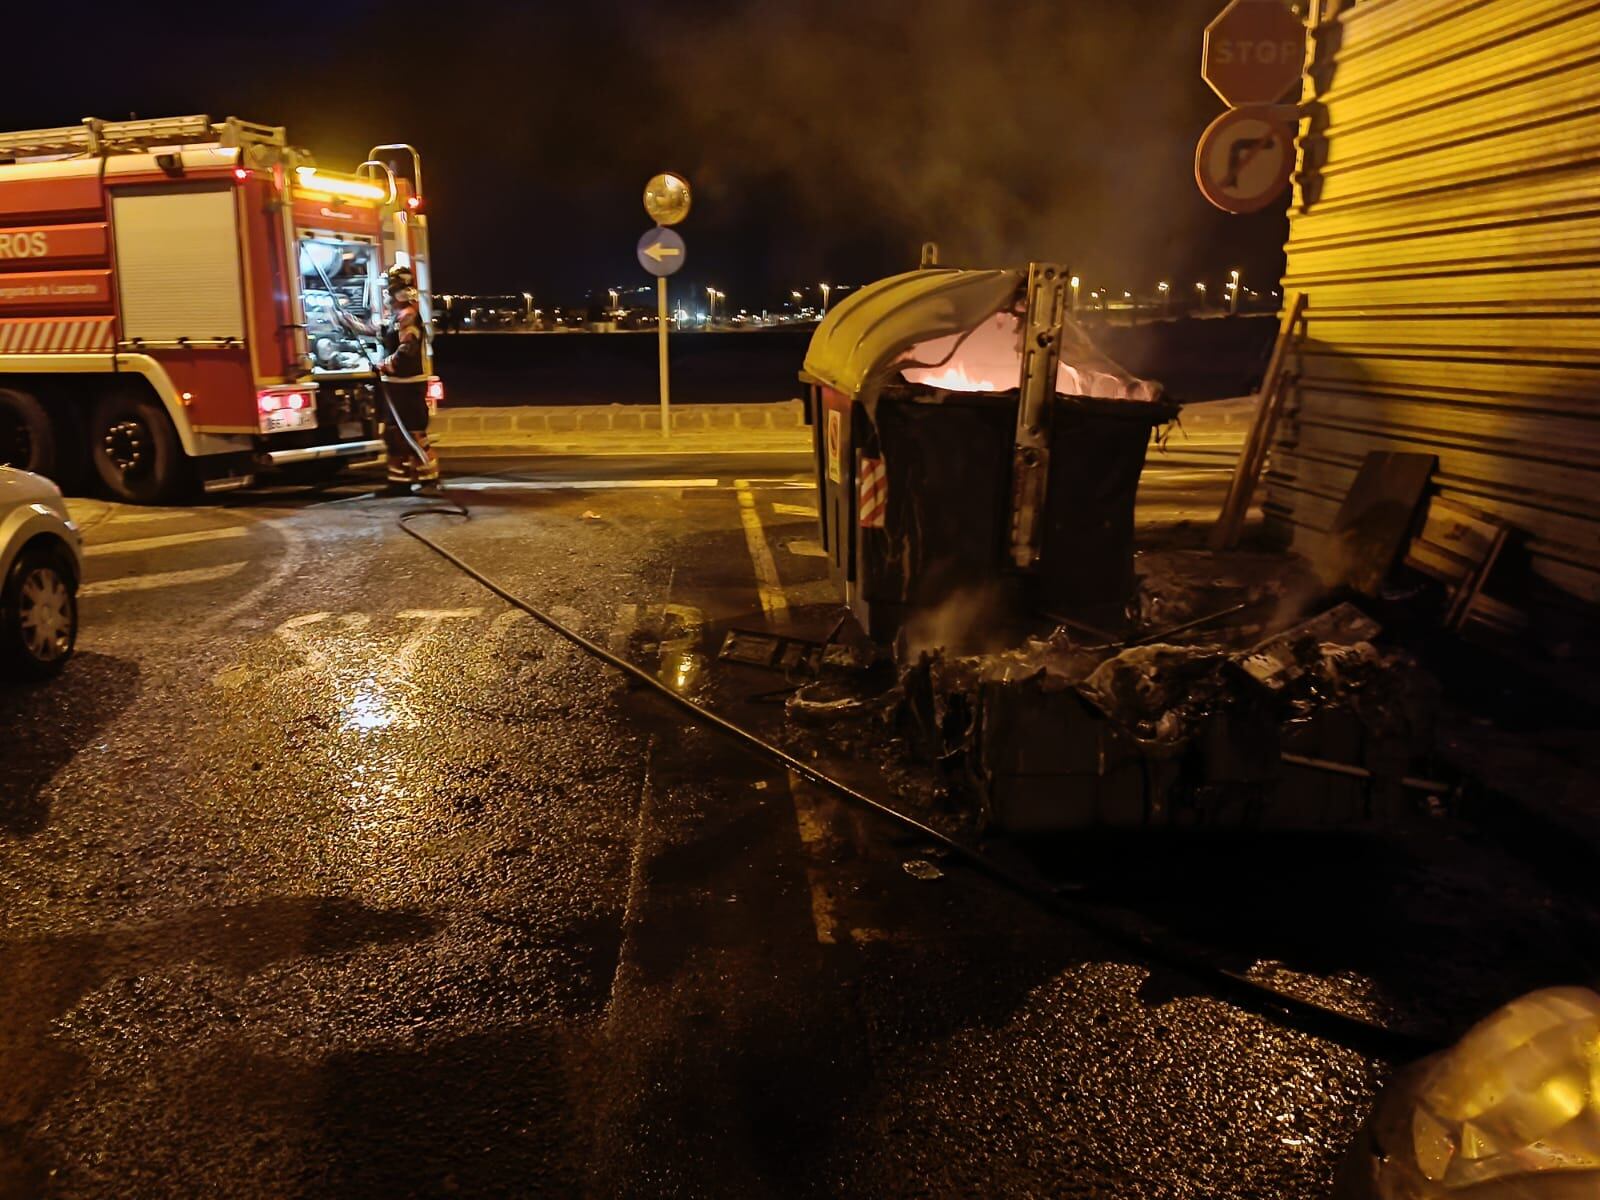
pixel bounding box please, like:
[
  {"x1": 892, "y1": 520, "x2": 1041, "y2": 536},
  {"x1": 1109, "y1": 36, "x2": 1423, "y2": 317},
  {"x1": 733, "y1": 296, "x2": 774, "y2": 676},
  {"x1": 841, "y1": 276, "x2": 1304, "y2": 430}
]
[
  {"x1": 89, "y1": 393, "x2": 187, "y2": 504},
  {"x1": 0, "y1": 388, "x2": 58, "y2": 479}
]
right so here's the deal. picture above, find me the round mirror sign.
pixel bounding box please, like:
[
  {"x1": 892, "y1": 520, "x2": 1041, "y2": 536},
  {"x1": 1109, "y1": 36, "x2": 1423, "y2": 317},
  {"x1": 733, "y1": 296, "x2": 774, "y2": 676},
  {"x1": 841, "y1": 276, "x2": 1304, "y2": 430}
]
[{"x1": 643, "y1": 172, "x2": 692, "y2": 226}]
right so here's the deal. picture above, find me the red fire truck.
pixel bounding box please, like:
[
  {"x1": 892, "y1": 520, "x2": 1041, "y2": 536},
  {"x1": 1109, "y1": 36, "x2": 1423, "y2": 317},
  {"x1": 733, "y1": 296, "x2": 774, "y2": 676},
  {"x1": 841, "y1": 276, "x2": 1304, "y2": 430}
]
[{"x1": 0, "y1": 114, "x2": 441, "y2": 501}]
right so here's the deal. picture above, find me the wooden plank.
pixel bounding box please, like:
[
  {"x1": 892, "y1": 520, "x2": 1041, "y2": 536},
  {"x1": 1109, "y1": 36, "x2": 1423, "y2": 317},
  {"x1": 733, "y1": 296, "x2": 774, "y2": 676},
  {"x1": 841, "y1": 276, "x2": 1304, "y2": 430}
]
[
  {"x1": 1210, "y1": 291, "x2": 1308, "y2": 550},
  {"x1": 1403, "y1": 538, "x2": 1474, "y2": 585},
  {"x1": 1327, "y1": 451, "x2": 1438, "y2": 595},
  {"x1": 1419, "y1": 497, "x2": 1504, "y2": 565},
  {"x1": 1446, "y1": 522, "x2": 1510, "y2": 629}
]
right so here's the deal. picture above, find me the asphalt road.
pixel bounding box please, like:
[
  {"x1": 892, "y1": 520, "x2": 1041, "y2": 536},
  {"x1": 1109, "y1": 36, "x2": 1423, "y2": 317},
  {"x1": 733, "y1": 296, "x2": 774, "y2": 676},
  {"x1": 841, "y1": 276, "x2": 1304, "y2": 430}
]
[{"x1": 1, "y1": 448, "x2": 1590, "y2": 1197}]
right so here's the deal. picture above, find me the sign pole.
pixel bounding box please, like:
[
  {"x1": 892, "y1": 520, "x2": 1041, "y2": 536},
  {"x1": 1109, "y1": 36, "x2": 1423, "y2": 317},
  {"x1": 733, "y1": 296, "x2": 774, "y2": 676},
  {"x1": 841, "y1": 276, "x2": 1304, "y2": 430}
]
[
  {"x1": 640, "y1": 172, "x2": 692, "y2": 442},
  {"x1": 657, "y1": 277, "x2": 670, "y2": 438}
]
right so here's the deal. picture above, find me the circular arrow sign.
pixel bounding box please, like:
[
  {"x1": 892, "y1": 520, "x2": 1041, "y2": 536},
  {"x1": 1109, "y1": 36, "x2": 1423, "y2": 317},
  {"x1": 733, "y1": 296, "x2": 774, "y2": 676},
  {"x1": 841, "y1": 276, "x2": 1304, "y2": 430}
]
[
  {"x1": 1195, "y1": 105, "x2": 1296, "y2": 213},
  {"x1": 637, "y1": 226, "x2": 687, "y2": 277}
]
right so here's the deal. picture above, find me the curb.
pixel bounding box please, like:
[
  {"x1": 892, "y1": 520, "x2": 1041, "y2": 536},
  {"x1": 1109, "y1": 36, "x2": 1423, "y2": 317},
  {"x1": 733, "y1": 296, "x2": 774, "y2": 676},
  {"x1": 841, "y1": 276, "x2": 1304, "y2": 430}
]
[{"x1": 432, "y1": 400, "x2": 806, "y2": 445}]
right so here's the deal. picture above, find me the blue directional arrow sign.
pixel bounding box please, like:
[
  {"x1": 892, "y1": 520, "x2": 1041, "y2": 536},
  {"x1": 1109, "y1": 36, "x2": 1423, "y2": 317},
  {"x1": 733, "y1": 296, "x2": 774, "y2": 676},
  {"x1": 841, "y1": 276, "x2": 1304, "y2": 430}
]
[{"x1": 637, "y1": 226, "x2": 686, "y2": 277}]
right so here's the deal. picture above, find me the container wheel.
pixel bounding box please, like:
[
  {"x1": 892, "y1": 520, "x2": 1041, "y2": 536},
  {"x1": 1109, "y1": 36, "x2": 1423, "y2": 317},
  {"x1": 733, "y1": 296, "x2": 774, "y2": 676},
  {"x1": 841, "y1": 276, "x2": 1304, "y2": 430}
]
[
  {"x1": 0, "y1": 387, "x2": 58, "y2": 478},
  {"x1": 0, "y1": 544, "x2": 77, "y2": 679},
  {"x1": 89, "y1": 392, "x2": 189, "y2": 504}
]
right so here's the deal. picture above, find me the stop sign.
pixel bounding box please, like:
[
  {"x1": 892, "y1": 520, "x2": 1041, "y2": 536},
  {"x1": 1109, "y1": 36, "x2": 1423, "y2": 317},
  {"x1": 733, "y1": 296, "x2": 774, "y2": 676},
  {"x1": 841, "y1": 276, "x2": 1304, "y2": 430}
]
[{"x1": 1203, "y1": 0, "x2": 1305, "y2": 107}]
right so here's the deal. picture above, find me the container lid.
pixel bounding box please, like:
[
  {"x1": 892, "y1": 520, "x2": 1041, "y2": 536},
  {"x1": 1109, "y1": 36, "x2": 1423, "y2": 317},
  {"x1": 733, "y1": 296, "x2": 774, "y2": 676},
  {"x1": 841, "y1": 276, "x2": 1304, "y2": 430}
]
[
  {"x1": 801, "y1": 268, "x2": 1165, "y2": 415},
  {"x1": 801, "y1": 269, "x2": 1023, "y2": 399}
]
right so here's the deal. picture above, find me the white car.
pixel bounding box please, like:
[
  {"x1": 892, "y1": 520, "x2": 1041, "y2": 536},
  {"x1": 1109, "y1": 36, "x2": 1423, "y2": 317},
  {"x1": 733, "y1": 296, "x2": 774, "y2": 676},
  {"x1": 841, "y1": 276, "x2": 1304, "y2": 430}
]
[{"x1": 0, "y1": 466, "x2": 83, "y2": 678}]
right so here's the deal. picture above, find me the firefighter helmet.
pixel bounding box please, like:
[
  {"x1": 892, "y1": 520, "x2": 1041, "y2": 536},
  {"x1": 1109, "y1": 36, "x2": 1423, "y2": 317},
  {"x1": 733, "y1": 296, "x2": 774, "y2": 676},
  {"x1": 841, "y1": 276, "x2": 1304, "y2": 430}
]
[{"x1": 386, "y1": 264, "x2": 416, "y2": 294}]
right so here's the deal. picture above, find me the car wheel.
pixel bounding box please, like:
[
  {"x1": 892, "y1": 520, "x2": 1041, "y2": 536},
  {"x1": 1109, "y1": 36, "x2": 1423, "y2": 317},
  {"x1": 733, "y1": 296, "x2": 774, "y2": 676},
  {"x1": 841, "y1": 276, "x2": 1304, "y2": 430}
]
[
  {"x1": 90, "y1": 392, "x2": 188, "y2": 504},
  {"x1": 0, "y1": 387, "x2": 58, "y2": 477},
  {"x1": 1, "y1": 546, "x2": 77, "y2": 679}
]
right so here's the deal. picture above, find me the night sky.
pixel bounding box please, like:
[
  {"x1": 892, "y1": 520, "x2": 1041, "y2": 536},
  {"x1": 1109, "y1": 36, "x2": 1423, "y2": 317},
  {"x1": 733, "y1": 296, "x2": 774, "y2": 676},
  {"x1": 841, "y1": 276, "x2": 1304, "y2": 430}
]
[{"x1": 10, "y1": 0, "x2": 1289, "y2": 308}]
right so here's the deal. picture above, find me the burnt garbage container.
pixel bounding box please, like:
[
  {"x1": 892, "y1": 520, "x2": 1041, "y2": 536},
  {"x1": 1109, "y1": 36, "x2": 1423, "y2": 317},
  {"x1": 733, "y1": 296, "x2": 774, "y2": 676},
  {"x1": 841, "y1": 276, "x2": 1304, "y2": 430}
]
[{"x1": 799, "y1": 265, "x2": 1177, "y2": 645}]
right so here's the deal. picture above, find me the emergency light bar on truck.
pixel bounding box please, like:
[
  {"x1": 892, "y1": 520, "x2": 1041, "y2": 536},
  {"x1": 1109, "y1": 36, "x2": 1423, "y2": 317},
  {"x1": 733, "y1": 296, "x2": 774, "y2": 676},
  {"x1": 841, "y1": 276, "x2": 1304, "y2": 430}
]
[{"x1": 0, "y1": 114, "x2": 439, "y2": 502}]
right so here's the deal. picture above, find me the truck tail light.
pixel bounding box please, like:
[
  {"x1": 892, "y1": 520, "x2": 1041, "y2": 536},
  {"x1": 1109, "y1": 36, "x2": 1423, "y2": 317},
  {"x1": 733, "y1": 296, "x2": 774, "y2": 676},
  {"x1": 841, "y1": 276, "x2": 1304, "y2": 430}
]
[
  {"x1": 233, "y1": 167, "x2": 249, "y2": 182},
  {"x1": 257, "y1": 388, "x2": 317, "y2": 433},
  {"x1": 425, "y1": 377, "x2": 444, "y2": 412}
]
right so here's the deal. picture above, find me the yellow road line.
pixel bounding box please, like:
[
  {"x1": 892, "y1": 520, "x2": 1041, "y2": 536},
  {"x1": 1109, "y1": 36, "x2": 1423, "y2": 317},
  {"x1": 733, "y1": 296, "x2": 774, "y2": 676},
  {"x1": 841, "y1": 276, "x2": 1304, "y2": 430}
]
[
  {"x1": 734, "y1": 478, "x2": 789, "y2": 627},
  {"x1": 772, "y1": 502, "x2": 819, "y2": 518}
]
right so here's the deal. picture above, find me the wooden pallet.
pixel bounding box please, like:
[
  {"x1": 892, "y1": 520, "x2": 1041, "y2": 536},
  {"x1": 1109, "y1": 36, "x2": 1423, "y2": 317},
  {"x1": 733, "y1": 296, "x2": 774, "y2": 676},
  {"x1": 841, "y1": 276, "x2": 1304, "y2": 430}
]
[{"x1": 1401, "y1": 495, "x2": 1516, "y2": 634}]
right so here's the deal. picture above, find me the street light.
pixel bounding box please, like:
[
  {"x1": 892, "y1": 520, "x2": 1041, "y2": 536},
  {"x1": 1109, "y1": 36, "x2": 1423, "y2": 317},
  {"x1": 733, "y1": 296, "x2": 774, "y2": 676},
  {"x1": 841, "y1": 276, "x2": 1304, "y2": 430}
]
[
  {"x1": 706, "y1": 285, "x2": 717, "y2": 323},
  {"x1": 1070, "y1": 275, "x2": 1081, "y2": 313},
  {"x1": 608, "y1": 288, "x2": 619, "y2": 313},
  {"x1": 1229, "y1": 269, "x2": 1242, "y2": 315},
  {"x1": 1157, "y1": 280, "x2": 1170, "y2": 315},
  {"x1": 819, "y1": 282, "x2": 831, "y2": 314}
]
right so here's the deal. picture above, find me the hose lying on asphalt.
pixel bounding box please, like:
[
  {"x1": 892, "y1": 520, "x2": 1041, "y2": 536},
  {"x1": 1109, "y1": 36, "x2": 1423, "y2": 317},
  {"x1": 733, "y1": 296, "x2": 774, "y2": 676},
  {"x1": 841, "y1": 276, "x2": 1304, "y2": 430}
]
[{"x1": 397, "y1": 505, "x2": 1444, "y2": 1063}]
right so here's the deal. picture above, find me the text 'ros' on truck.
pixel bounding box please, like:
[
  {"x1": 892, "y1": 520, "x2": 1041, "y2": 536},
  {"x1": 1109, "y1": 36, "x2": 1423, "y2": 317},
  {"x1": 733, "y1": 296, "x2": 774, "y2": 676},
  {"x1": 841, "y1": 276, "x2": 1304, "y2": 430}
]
[{"x1": 0, "y1": 115, "x2": 443, "y2": 502}]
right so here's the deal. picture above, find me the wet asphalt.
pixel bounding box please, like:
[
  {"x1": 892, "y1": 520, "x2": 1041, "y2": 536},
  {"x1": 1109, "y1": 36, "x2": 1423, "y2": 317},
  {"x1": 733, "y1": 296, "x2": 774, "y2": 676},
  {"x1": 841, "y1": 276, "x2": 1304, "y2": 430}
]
[{"x1": 0, "y1": 449, "x2": 1589, "y2": 1198}]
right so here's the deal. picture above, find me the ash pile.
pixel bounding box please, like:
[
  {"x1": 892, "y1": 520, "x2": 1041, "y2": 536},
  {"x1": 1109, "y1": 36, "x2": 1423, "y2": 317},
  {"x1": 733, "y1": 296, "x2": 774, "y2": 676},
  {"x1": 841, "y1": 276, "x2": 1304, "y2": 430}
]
[{"x1": 895, "y1": 595, "x2": 1442, "y2": 834}]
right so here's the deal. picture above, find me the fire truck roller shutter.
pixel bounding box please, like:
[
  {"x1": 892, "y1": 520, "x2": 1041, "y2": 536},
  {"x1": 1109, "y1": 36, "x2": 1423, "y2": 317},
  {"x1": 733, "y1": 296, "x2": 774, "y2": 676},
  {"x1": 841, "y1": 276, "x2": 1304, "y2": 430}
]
[
  {"x1": 111, "y1": 187, "x2": 245, "y2": 342},
  {"x1": 104, "y1": 188, "x2": 248, "y2": 501}
]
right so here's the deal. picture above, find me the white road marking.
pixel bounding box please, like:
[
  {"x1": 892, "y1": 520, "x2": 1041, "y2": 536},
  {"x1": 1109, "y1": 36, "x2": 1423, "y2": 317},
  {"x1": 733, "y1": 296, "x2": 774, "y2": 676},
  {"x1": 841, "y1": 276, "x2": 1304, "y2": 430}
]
[
  {"x1": 80, "y1": 561, "x2": 247, "y2": 597},
  {"x1": 393, "y1": 609, "x2": 484, "y2": 677},
  {"x1": 271, "y1": 611, "x2": 337, "y2": 686},
  {"x1": 85, "y1": 525, "x2": 248, "y2": 556},
  {"x1": 734, "y1": 478, "x2": 790, "y2": 627},
  {"x1": 609, "y1": 603, "x2": 639, "y2": 659},
  {"x1": 199, "y1": 509, "x2": 304, "y2": 637},
  {"x1": 784, "y1": 538, "x2": 828, "y2": 558},
  {"x1": 446, "y1": 478, "x2": 720, "y2": 492},
  {"x1": 789, "y1": 778, "x2": 841, "y2": 945},
  {"x1": 473, "y1": 609, "x2": 532, "y2": 681},
  {"x1": 103, "y1": 508, "x2": 212, "y2": 524},
  {"x1": 772, "y1": 502, "x2": 819, "y2": 518}
]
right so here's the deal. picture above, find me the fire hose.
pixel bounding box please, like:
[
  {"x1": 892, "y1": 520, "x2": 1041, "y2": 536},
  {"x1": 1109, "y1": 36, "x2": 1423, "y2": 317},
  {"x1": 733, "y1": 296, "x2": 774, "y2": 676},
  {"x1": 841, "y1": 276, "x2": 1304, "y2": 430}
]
[{"x1": 394, "y1": 499, "x2": 1445, "y2": 1062}]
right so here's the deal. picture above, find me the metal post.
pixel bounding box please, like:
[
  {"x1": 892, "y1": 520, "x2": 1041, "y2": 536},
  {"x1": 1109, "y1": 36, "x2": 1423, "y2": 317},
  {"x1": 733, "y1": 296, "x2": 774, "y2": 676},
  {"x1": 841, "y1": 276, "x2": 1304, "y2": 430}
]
[
  {"x1": 1008, "y1": 263, "x2": 1070, "y2": 571},
  {"x1": 658, "y1": 276, "x2": 671, "y2": 438}
]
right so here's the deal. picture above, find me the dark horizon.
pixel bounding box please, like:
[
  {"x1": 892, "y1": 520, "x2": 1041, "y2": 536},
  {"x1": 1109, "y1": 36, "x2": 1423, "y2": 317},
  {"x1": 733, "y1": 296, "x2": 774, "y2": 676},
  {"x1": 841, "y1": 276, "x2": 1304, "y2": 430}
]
[{"x1": 9, "y1": 0, "x2": 1290, "y2": 307}]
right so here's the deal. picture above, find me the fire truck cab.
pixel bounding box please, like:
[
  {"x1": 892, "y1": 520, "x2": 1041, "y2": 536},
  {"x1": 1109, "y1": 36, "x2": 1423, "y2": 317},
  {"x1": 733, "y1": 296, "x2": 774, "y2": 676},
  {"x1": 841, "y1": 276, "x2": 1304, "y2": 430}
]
[{"x1": 0, "y1": 114, "x2": 439, "y2": 502}]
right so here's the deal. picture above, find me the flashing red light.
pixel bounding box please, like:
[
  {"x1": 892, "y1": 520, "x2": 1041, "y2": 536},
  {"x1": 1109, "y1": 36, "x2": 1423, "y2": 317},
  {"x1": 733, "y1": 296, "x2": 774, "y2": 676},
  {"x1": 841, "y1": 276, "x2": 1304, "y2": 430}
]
[
  {"x1": 233, "y1": 167, "x2": 249, "y2": 182},
  {"x1": 406, "y1": 195, "x2": 422, "y2": 211},
  {"x1": 425, "y1": 377, "x2": 445, "y2": 404}
]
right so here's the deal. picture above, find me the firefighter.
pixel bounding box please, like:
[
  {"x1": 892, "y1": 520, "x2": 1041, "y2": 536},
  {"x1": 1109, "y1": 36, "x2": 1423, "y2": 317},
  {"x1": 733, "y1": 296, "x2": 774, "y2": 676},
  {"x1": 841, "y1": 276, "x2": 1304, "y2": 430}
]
[{"x1": 339, "y1": 265, "x2": 438, "y2": 493}]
